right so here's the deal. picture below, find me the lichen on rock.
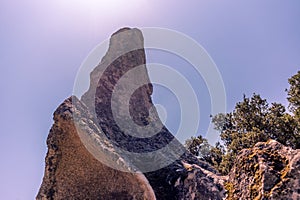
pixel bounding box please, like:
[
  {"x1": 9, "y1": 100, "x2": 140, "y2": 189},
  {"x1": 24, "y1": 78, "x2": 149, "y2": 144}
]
[{"x1": 227, "y1": 139, "x2": 300, "y2": 200}]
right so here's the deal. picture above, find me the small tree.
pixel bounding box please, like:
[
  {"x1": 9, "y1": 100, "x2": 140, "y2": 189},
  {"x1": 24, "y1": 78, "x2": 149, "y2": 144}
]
[
  {"x1": 184, "y1": 135, "x2": 210, "y2": 158},
  {"x1": 212, "y1": 94, "x2": 270, "y2": 154},
  {"x1": 184, "y1": 135, "x2": 225, "y2": 171}
]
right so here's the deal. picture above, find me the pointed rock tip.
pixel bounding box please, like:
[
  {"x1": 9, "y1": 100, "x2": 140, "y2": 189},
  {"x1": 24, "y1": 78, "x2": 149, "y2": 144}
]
[
  {"x1": 109, "y1": 27, "x2": 144, "y2": 47},
  {"x1": 111, "y1": 27, "x2": 143, "y2": 37}
]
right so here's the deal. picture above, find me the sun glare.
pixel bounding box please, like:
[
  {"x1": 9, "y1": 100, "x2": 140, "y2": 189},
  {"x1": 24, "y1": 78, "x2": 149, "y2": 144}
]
[{"x1": 60, "y1": 0, "x2": 146, "y2": 15}]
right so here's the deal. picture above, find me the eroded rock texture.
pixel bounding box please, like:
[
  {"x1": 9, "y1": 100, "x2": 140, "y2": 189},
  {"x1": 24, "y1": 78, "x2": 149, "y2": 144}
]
[
  {"x1": 37, "y1": 97, "x2": 156, "y2": 200},
  {"x1": 226, "y1": 140, "x2": 300, "y2": 200}
]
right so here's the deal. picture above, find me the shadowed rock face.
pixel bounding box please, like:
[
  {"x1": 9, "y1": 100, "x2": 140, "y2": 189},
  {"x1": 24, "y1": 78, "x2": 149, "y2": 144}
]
[
  {"x1": 226, "y1": 140, "x2": 300, "y2": 200},
  {"x1": 82, "y1": 28, "x2": 174, "y2": 154},
  {"x1": 81, "y1": 27, "x2": 226, "y2": 200}
]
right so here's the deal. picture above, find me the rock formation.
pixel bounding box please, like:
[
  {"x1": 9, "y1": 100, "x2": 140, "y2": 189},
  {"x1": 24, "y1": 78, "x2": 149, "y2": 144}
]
[
  {"x1": 226, "y1": 140, "x2": 300, "y2": 200},
  {"x1": 37, "y1": 27, "x2": 226, "y2": 200},
  {"x1": 81, "y1": 27, "x2": 226, "y2": 199},
  {"x1": 38, "y1": 27, "x2": 300, "y2": 200}
]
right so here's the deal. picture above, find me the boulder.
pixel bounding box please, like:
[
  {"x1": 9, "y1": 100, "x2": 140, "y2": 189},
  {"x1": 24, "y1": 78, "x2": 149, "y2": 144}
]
[{"x1": 226, "y1": 140, "x2": 300, "y2": 199}]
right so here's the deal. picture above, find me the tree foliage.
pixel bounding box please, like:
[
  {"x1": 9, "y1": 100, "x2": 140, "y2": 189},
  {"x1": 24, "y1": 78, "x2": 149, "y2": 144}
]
[
  {"x1": 185, "y1": 71, "x2": 300, "y2": 175},
  {"x1": 213, "y1": 94, "x2": 299, "y2": 150},
  {"x1": 287, "y1": 71, "x2": 300, "y2": 117},
  {"x1": 185, "y1": 135, "x2": 211, "y2": 158}
]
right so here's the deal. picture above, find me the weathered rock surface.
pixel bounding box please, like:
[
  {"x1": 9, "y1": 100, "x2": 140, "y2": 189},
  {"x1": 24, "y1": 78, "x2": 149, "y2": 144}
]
[
  {"x1": 38, "y1": 27, "x2": 227, "y2": 200},
  {"x1": 226, "y1": 140, "x2": 300, "y2": 200},
  {"x1": 81, "y1": 27, "x2": 226, "y2": 200},
  {"x1": 37, "y1": 97, "x2": 156, "y2": 200}
]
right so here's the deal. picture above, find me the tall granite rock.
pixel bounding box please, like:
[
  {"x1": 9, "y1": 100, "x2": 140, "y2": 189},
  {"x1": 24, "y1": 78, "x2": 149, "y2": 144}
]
[
  {"x1": 81, "y1": 27, "x2": 226, "y2": 199},
  {"x1": 37, "y1": 27, "x2": 226, "y2": 200}
]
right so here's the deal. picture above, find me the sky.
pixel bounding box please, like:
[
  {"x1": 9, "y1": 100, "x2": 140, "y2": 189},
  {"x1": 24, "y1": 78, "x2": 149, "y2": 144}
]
[{"x1": 1, "y1": 0, "x2": 300, "y2": 199}]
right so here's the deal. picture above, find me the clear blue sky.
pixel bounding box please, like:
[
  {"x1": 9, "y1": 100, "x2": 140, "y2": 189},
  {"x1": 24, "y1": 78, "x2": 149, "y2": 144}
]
[{"x1": 1, "y1": 0, "x2": 300, "y2": 199}]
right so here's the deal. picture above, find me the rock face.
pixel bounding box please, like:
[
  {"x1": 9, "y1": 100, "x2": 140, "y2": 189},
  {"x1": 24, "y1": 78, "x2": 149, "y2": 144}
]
[
  {"x1": 81, "y1": 27, "x2": 226, "y2": 200},
  {"x1": 226, "y1": 140, "x2": 300, "y2": 200},
  {"x1": 38, "y1": 27, "x2": 226, "y2": 199},
  {"x1": 37, "y1": 96, "x2": 156, "y2": 200}
]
